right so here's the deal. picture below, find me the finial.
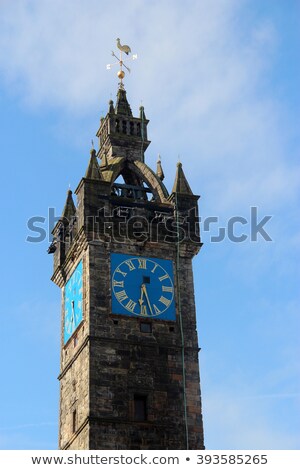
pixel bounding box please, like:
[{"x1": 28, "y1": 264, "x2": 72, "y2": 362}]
[
  {"x1": 156, "y1": 155, "x2": 165, "y2": 181},
  {"x1": 90, "y1": 140, "x2": 96, "y2": 156},
  {"x1": 62, "y1": 188, "x2": 76, "y2": 220},
  {"x1": 106, "y1": 39, "x2": 138, "y2": 89},
  {"x1": 139, "y1": 105, "x2": 146, "y2": 120},
  {"x1": 157, "y1": 153, "x2": 161, "y2": 162},
  {"x1": 85, "y1": 147, "x2": 102, "y2": 180},
  {"x1": 172, "y1": 161, "x2": 193, "y2": 194},
  {"x1": 108, "y1": 99, "x2": 115, "y2": 114}
]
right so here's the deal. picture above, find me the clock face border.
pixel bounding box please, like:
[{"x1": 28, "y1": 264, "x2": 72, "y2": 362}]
[
  {"x1": 111, "y1": 253, "x2": 176, "y2": 321},
  {"x1": 64, "y1": 259, "x2": 83, "y2": 344}
]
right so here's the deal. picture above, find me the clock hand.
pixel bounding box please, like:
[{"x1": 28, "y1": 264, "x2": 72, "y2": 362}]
[
  {"x1": 71, "y1": 300, "x2": 75, "y2": 325},
  {"x1": 138, "y1": 285, "x2": 145, "y2": 305},
  {"x1": 142, "y1": 284, "x2": 154, "y2": 316}
]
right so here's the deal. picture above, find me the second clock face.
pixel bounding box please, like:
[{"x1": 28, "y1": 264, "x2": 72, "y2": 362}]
[
  {"x1": 111, "y1": 253, "x2": 176, "y2": 320},
  {"x1": 64, "y1": 260, "x2": 83, "y2": 344}
]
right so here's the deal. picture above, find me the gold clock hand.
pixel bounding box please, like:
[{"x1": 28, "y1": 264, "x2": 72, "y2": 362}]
[
  {"x1": 142, "y1": 284, "x2": 154, "y2": 316},
  {"x1": 139, "y1": 286, "x2": 148, "y2": 316},
  {"x1": 138, "y1": 285, "x2": 144, "y2": 305}
]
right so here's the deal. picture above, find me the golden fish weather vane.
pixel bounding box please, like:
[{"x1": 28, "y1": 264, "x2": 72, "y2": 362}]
[{"x1": 106, "y1": 38, "x2": 137, "y2": 88}]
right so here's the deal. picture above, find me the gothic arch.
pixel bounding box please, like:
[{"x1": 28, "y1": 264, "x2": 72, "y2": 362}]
[{"x1": 100, "y1": 157, "x2": 169, "y2": 202}]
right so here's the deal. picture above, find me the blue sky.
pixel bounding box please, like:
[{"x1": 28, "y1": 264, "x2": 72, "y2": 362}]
[{"x1": 0, "y1": 0, "x2": 299, "y2": 450}]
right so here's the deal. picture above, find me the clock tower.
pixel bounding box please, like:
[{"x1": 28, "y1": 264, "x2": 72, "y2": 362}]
[{"x1": 50, "y1": 81, "x2": 205, "y2": 449}]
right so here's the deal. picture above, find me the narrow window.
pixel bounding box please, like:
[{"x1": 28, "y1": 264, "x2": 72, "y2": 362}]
[
  {"x1": 134, "y1": 395, "x2": 147, "y2": 421},
  {"x1": 72, "y1": 409, "x2": 77, "y2": 433},
  {"x1": 140, "y1": 322, "x2": 152, "y2": 333}
]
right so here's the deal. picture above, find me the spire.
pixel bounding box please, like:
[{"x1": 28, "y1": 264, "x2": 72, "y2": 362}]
[
  {"x1": 61, "y1": 189, "x2": 76, "y2": 222},
  {"x1": 108, "y1": 99, "x2": 115, "y2": 114},
  {"x1": 85, "y1": 148, "x2": 102, "y2": 180},
  {"x1": 115, "y1": 88, "x2": 132, "y2": 116},
  {"x1": 97, "y1": 87, "x2": 150, "y2": 162},
  {"x1": 156, "y1": 155, "x2": 165, "y2": 181},
  {"x1": 171, "y1": 162, "x2": 193, "y2": 195}
]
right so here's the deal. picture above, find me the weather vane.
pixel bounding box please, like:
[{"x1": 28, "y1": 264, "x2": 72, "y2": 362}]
[{"x1": 106, "y1": 38, "x2": 137, "y2": 89}]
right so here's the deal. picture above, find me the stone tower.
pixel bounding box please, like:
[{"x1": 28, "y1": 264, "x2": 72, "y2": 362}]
[{"x1": 49, "y1": 84, "x2": 205, "y2": 450}]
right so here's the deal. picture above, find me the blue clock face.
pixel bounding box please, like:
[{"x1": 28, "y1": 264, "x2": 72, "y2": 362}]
[
  {"x1": 111, "y1": 253, "x2": 176, "y2": 321},
  {"x1": 64, "y1": 260, "x2": 83, "y2": 343}
]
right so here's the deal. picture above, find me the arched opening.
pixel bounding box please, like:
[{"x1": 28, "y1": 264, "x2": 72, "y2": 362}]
[
  {"x1": 111, "y1": 172, "x2": 154, "y2": 201},
  {"x1": 103, "y1": 158, "x2": 169, "y2": 203}
]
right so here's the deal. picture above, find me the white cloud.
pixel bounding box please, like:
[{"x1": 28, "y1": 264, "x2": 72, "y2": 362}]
[
  {"x1": 0, "y1": 422, "x2": 56, "y2": 432},
  {"x1": 0, "y1": 0, "x2": 292, "y2": 215},
  {"x1": 0, "y1": 1, "x2": 245, "y2": 112}
]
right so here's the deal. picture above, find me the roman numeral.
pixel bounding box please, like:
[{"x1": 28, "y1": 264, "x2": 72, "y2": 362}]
[
  {"x1": 159, "y1": 273, "x2": 169, "y2": 282},
  {"x1": 151, "y1": 263, "x2": 158, "y2": 273},
  {"x1": 140, "y1": 305, "x2": 148, "y2": 316},
  {"x1": 115, "y1": 267, "x2": 127, "y2": 277},
  {"x1": 125, "y1": 299, "x2": 137, "y2": 312},
  {"x1": 138, "y1": 258, "x2": 147, "y2": 269},
  {"x1": 153, "y1": 304, "x2": 161, "y2": 315},
  {"x1": 125, "y1": 259, "x2": 136, "y2": 271},
  {"x1": 115, "y1": 290, "x2": 128, "y2": 302},
  {"x1": 162, "y1": 285, "x2": 173, "y2": 293},
  {"x1": 113, "y1": 280, "x2": 124, "y2": 288},
  {"x1": 159, "y1": 296, "x2": 171, "y2": 307}
]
